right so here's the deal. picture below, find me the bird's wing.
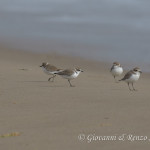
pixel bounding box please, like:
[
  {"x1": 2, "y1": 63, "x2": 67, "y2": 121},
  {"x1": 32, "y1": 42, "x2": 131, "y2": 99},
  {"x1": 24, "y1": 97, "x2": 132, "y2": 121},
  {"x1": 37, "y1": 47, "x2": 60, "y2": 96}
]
[
  {"x1": 110, "y1": 65, "x2": 114, "y2": 72},
  {"x1": 121, "y1": 70, "x2": 133, "y2": 80},
  {"x1": 46, "y1": 65, "x2": 58, "y2": 71},
  {"x1": 56, "y1": 69, "x2": 74, "y2": 76}
]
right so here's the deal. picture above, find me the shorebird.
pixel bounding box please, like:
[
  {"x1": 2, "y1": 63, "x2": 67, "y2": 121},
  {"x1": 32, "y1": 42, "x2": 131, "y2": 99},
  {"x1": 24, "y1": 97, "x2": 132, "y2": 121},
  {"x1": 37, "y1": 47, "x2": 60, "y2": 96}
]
[
  {"x1": 54, "y1": 68, "x2": 83, "y2": 87},
  {"x1": 119, "y1": 67, "x2": 142, "y2": 91},
  {"x1": 110, "y1": 62, "x2": 123, "y2": 82},
  {"x1": 40, "y1": 62, "x2": 62, "y2": 82}
]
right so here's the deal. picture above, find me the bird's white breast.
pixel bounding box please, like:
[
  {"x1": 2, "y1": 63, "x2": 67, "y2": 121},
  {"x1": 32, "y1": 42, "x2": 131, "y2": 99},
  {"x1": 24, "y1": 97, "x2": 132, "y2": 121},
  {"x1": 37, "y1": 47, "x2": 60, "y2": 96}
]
[
  {"x1": 42, "y1": 67, "x2": 53, "y2": 75},
  {"x1": 111, "y1": 66, "x2": 123, "y2": 76},
  {"x1": 126, "y1": 72, "x2": 140, "y2": 83},
  {"x1": 72, "y1": 71, "x2": 80, "y2": 78},
  {"x1": 61, "y1": 71, "x2": 80, "y2": 80}
]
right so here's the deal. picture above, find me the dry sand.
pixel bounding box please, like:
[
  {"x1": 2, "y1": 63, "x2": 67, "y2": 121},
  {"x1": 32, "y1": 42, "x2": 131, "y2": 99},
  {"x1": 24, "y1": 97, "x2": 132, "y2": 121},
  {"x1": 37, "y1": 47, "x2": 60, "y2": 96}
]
[{"x1": 0, "y1": 46, "x2": 150, "y2": 150}]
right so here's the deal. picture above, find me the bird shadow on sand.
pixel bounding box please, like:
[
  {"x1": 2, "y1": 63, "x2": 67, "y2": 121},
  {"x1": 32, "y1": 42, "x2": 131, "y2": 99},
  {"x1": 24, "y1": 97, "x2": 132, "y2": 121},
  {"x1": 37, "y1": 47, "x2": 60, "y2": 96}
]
[
  {"x1": 19, "y1": 81, "x2": 72, "y2": 88},
  {"x1": 39, "y1": 85, "x2": 70, "y2": 88},
  {"x1": 111, "y1": 88, "x2": 126, "y2": 91},
  {"x1": 20, "y1": 80, "x2": 49, "y2": 83},
  {"x1": 111, "y1": 88, "x2": 138, "y2": 92}
]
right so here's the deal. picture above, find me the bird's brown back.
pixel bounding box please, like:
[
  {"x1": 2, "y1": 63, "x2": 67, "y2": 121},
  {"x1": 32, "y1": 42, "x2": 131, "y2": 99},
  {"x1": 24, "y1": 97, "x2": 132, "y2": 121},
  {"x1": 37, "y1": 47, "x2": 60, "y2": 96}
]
[
  {"x1": 56, "y1": 69, "x2": 74, "y2": 76},
  {"x1": 45, "y1": 64, "x2": 59, "y2": 72}
]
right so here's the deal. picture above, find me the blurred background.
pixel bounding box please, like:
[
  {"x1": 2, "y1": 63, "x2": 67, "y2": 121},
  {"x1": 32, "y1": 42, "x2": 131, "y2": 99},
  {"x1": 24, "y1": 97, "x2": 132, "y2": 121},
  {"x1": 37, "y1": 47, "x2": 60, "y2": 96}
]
[{"x1": 0, "y1": 0, "x2": 150, "y2": 71}]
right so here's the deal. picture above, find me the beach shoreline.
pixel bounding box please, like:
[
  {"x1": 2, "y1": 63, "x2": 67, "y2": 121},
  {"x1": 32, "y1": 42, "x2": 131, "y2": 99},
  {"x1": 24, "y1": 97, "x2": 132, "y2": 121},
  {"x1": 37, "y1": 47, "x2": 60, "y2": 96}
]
[{"x1": 0, "y1": 46, "x2": 150, "y2": 150}]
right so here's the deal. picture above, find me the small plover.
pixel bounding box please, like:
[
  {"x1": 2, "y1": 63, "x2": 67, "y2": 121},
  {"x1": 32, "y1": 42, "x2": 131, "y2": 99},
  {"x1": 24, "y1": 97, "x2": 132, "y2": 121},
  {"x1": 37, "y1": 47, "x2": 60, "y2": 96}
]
[
  {"x1": 110, "y1": 62, "x2": 123, "y2": 82},
  {"x1": 54, "y1": 68, "x2": 83, "y2": 87},
  {"x1": 40, "y1": 62, "x2": 62, "y2": 82},
  {"x1": 119, "y1": 67, "x2": 142, "y2": 91}
]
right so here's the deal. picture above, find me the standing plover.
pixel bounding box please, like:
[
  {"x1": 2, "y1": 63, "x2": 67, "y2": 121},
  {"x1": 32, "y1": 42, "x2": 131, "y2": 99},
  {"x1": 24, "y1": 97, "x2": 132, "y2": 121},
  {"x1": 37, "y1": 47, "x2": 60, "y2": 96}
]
[
  {"x1": 40, "y1": 62, "x2": 62, "y2": 82},
  {"x1": 119, "y1": 67, "x2": 142, "y2": 91},
  {"x1": 110, "y1": 62, "x2": 123, "y2": 82},
  {"x1": 54, "y1": 68, "x2": 83, "y2": 87}
]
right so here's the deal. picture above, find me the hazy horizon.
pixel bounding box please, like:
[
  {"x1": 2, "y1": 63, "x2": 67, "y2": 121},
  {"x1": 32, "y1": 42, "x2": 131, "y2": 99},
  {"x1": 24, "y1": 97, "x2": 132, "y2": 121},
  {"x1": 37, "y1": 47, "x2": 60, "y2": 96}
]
[{"x1": 0, "y1": 0, "x2": 150, "y2": 71}]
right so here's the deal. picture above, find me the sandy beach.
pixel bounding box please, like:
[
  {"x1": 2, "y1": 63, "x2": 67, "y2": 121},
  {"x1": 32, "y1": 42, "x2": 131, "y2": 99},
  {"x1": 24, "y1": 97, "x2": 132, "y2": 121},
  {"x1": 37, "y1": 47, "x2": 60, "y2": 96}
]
[{"x1": 0, "y1": 46, "x2": 150, "y2": 150}]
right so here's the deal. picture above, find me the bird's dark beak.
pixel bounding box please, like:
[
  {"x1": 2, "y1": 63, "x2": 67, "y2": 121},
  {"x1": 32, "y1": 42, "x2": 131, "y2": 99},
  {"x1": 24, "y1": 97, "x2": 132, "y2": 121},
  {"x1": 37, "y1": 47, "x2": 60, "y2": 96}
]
[
  {"x1": 40, "y1": 65, "x2": 42, "y2": 67},
  {"x1": 81, "y1": 70, "x2": 84, "y2": 72},
  {"x1": 140, "y1": 71, "x2": 142, "y2": 73}
]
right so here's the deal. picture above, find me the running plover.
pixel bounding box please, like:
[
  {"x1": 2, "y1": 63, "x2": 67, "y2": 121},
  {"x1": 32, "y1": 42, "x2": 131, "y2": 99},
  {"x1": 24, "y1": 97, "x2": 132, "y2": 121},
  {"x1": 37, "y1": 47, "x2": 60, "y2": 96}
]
[
  {"x1": 119, "y1": 67, "x2": 142, "y2": 91},
  {"x1": 110, "y1": 62, "x2": 123, "y2": 82},
  {"x1": 54, "y1": 68, "x2": 83, "y2": 87},
  {"x1": 40, "y1": 62, "x2": 62, "y2": 82}
]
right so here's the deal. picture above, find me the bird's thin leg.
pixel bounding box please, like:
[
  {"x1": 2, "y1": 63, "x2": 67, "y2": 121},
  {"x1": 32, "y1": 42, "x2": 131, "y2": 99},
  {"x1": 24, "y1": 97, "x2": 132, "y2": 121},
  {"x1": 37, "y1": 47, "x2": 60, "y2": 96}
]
[
  {"x1": 48, "y1": 77, "x2": 51, "y2": 81},
  {"x1": 132, "y1": 83, "x2": 136, "y2": 91},
  {"x1": 48, "y1": 75, "x2": 56, "y2": 82},
  {"x1": 68, "y1": 79, "x2": 74, "y2": 87},
  {"x1": 51, "y1": 75, "x2": 56, "y2": 82},
  {"x1": 48, "y1": 76, "x2": 52, "y2": 81},
  {"x1": 114, "y1": 76, "x2": 119, "y2": 83},
  {"x1": 127, "y1": 83, "x2": 132, "y2": 91}
]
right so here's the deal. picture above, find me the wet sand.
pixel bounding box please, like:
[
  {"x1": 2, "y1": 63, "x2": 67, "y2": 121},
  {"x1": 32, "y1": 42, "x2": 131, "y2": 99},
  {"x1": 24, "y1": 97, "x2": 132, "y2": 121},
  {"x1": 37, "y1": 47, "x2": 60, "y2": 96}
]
[{"x1": 0, "y1": 46, "x2": 150, "y2": 149}]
